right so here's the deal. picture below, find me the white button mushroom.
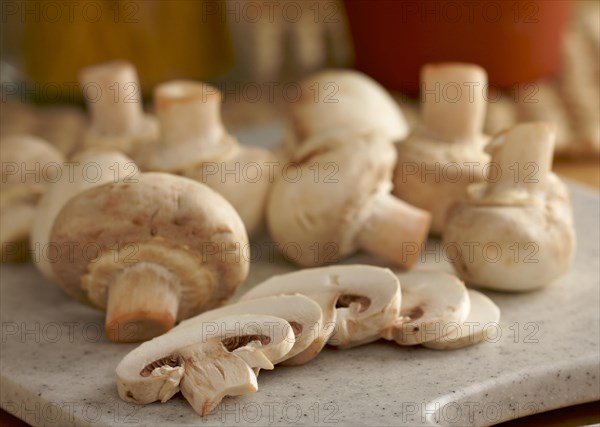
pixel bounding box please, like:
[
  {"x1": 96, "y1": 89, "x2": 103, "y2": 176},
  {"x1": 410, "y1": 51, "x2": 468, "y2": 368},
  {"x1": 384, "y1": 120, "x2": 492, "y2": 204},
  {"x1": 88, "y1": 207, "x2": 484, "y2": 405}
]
[
  {"x1": 380, "y1": 271, "x2": 470, "y2": 346},
  {"x1": 138, "y1": 80, "x2": 276, "y2": 236},
  {"x1": 79, "y1": 60, "x2": 158, "y2": 155},
  {"x1": 281, "y1": 69, "x2": 409, "y2": 158},
  {"x1": 1, "y1": 135, "x2": 64, "y2": 262},
  {"x1": 443, "y1": 122, "x2": 576, "y2": 291},
  {"x1": 116, "y1": 314, "x2": 294, "y2": 416},
  {"x1": 240, "y1": 265, "x2": 401, "y2": 352},
  {"x1": 48, "y1": 172, "x2": 249, "y2": 342},
  {"x1": 268, "y1": 129, "x2": 431, "y2": 267},
  {"x1": 392, "y1": 63, "x2": 491, "y2": 234},
  {"x1": 30, "y1": 149, "x2": 139, "y2": 280},
  {"x1": 174, "y1": 294, "x2": 323, "y2": 365}
]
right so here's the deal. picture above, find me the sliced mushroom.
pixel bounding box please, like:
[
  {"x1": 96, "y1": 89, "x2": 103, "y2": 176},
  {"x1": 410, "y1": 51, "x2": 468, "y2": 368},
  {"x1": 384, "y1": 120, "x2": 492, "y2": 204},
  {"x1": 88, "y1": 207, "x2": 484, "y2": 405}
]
[
  {"x1": 443, "y1": 122, "x2": 576, "y2": 291},
  {"x1": 137, "y1": 80, "x2": 276, "y2": 236},
  {"x1": 381, "y1": 271, "x2": 470, "y2": 346},
  {"x1": 30, "y1": 149, "x2": 139, "y2": 280},
  {"x1": 49, "y1": 172, "x2": 249, "y2": 342},
  {"x1": 1, "y1": 135, "x2": 64, "y2": 262},
  {"x1": 281, "y1": 69, "x2": 409, "y2": 158},
  {"x1": 117, "y1": 314, "x2": 294, "y2": 416},
  {"x1": 392, "y1": 63, "x2": 490, "y2": 234},
  {"x1": 268, "y1": 129, "x2": 431, "y2": 267},
  {"x1": 422, "y1": 289, "x2": 501, "y2": 350},
  {"x1": 240, "y1": 265, "x2": 401, "y2": 354},
  {"x1": 79, "y1": 60, "x2": 158, "y2": 155},
  {"x1": 174, "y1": 294, "x2": 323, "y2": 365}
]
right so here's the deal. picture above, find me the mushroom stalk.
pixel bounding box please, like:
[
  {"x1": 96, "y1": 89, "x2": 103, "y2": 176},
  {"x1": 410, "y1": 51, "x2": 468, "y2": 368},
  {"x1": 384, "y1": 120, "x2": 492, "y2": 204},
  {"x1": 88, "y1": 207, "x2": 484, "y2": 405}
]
[
  {"x1": 483, "y1": 122, "x2": 555, "y2": 198},
  {"x1": 356, "y1": 192, "x2": 431, "y2": 269},
  {"x1": 79, "y1": 60, "x2": 145, "y2": 135},
  {"x1": 105, "y1": 262, "x2": 180, "y2": 342},
  {"x1": 421, "y1": 63, "x2": 487, "y2": 142}
]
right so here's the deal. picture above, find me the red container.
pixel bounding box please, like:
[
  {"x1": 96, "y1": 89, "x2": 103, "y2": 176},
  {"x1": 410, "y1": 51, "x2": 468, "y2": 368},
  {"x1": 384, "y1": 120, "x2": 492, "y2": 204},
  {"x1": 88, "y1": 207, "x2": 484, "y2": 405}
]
[{"x1": 344, "y1": 0, "x2": 572, "y2": 96}]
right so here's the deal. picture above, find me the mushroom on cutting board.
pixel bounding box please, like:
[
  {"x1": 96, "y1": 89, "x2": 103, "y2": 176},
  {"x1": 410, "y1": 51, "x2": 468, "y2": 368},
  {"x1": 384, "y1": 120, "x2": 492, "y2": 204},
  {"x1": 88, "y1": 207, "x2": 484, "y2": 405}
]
[
  {"x1": 1, "y1": 135, "x2": 64, "y2": 262},
  {"x1": 268, "y1": 129, "x2": 431, "y2": 268},
  {"x1": 280, "y1": 69, "x2": 409, "y2": 158},
  {"x1": 117, "y1": 314, "x2": 294, "y2": 416},
  {"x1": 443, "y1": 122, "x2": 576, "y2": 291},
  {"x1": 79, "y1": 60, "x2": 158, "y2": 155},
  {"x1": 380, "y1": 271, "x2": 470, "y2": 346},
  {"x1": 392, "y1": 63, "x2": 490, "y2": 235},
  {"x1": 174, "y1": 294, "x2": 323, "y2": 365},
  {"x1": 423, "y1": 289, "x2": 500, "y2": 350},
  {"x1": 30, "y1": 149, "x2": 138, "y2": 280},
  {"x1": 49, "y1": 172, "x2": 249, "y2": 342},
  {"x1": 137, "y1": 80, "x2": 275, "y2": 236},
  {"x1": 240, "y1": 265, "x2": 401, "y2": 352}
]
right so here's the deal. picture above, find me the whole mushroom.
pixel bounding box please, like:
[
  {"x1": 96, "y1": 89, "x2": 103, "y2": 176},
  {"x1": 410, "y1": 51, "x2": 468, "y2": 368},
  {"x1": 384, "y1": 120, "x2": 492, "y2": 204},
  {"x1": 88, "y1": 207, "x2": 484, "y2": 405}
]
[
  {"x1": 392, "y1": 63, "x2": 490, "y2": 234},
  {"x1": 49, "y1": 172, "x2": 249, "y2": 341},
  {"x1": 268, "y1": 129, "x2": 431, "y2": 267},
  {"x1": 443, "y1": 122, "x2": 576, "y2": 291},
  {"x1": 1, "y1": 135, "x2": 64, "y2": 262},
  {"x1": 30, "y1": 149, "x2": 139, "y2": 280},
  {"x1": 138, "y1": 80, "x2": 276, "y2": 236},
  {"x1": 79, "y1": 60, "x2": 158, "y2": 155}
]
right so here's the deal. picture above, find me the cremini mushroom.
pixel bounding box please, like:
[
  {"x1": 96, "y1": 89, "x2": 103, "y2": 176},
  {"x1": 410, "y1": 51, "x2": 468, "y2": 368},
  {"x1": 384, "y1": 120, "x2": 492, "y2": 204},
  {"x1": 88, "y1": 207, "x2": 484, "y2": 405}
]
[
  {"x1": 281, "y1": 69, "x2": 409, "y2": 158},
  {"x1": 79, "y1": 60, "x2": 158, "y2": 155},
  {"x1": 380, "y1": 271, "x2": 470, "y2": 346},
  {"x1": 240, "y1": 265, "x2": 401, "y2": 352},
  {"x1": 443, "y1": 122, "x2": 576, "y2": 291},
  {"x1": 117, "y1": 314, "x2": 294, "y2": 416},
  {"x1": 268, "y1": 129, "x2": 431, "y2": 267},
  {"x1": 48, "y1": 172, "x2": 249, "y2": 342},
  {"x1": 174, "y1": 294, "x2": 323, "y2": 366},
  {"x1": 138, "y1": 80, "x2": 275, "y2": 236},
  {"x1": 30, "y1": 149, "x2": 139, "y2": 280},
  {"x1": 392, "y1": 63, "x2": 490, "y2": 234},
  {"x1": 1, "y1": 135, "x2": 64, "y2": 262},
  {"x1": 423, "y1": 289, "x2": 500, "y2": 350}
]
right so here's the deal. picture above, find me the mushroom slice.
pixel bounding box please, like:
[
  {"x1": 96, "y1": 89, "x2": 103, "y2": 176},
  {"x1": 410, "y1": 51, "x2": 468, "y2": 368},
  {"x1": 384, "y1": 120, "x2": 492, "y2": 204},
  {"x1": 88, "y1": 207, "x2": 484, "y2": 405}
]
[
  {"x1": 174, "y1": 295, "x2": 323, "y2": 365},
  {"x1": 117, "y1": 314, "x2": 294, "y2": 416},
  {"x1": 423, "y1": 290, "x2": 500, "y2": 350},
  {"x1": 240, "y1": 265, "x2": 401, "y2": 355},
  {"x1": 381, "y1": 271, "x2": 470, "y2": 346}
]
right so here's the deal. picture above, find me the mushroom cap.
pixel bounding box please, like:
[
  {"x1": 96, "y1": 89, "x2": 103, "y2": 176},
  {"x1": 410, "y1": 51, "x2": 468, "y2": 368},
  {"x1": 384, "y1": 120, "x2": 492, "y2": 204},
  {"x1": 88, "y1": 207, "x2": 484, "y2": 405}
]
[
  {"x1": 49, "y1": 172, "x2": 249, "y2": 318},
  {"x1": 444, "y1": 173, "x2": 575, "y2": 291},
  {"x1": 174, "y1": 294, "x2": 323, "y2": 365},
  {"x1": 286, "y1": 69, "x2": 408, "y2": 152},
  {"x1": 30, "y1": 149, "x2": 139, "y2": 280},
  {"x1": 240, "y1": 265, "x2": 401, "y2": 350},
  {"x1": 423, "y1": 289, "x2": 501, "y2": 350},
  {"x1": 267, "y1": 129, "x2": 397, "y2": 266},
  {"x1": 393, "y1": 134, "x2": 490, "y2": 234},
  {"x1": 381, "y1": 271, "x2": 470, "y2": 345},
  {"x1": 116, "y1": 314, "x2": 294, "y2": 414}
]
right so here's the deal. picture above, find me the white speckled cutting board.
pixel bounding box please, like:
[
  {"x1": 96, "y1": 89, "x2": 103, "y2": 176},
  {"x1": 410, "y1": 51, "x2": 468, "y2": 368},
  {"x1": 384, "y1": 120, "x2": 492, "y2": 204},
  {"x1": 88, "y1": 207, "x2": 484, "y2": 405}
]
[{"x1": 1, "y1": 123, "x2": 599, "y2": 426}]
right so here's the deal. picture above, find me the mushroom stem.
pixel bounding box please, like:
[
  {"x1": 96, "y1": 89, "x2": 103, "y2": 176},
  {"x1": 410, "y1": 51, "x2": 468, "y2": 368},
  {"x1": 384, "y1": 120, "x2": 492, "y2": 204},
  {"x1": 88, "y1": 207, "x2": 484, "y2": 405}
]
[
  {"x1": 79, "y1": 60, "x2": 145, "y2": 135},
  {"x1": 357, "y1": 192, "x2": 431, "y2": 269},
  {"x1": 484, "y1": 122, "x2": 555, "y2": 198},
  {"x1": 154, "y1": 80, "x2": 225, "y2": 150},
  {"x1": 105, "y1": 262, "x2": 180, "y2": 342},
  {"x1": 421, "y1": 63, "x2": 487, "y2": 142}
]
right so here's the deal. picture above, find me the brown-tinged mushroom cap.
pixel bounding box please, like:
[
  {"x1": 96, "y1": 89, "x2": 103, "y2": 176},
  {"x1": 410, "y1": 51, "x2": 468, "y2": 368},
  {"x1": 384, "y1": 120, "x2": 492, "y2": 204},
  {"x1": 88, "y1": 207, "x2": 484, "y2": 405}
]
[
  {"x1": 381, "y1": 271, "x2": 470, "y2": 346},
  {"x1": 1, "y1": 135, "x2": 64, "y2": 262},
  {"x1": 268, "y1": 129, "x2": 430, "y2": 267},
  {"x1": 49, "y1": 172, "x2": 249, "y2": 341},
  {"x1": 117, "y1": 314, "x2": 294, "y2": 416},
  {"x1": 240, "y1": 265, "x2": 401, "y2": 353},
  {"x1": 392, "y1": 63, "x2": 490, "y2": 234},
  {"x1": 174, "y1": 294, "x2": 323, "y2": 365}
]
